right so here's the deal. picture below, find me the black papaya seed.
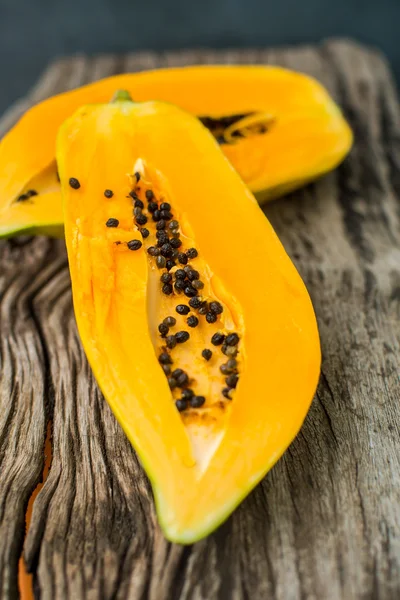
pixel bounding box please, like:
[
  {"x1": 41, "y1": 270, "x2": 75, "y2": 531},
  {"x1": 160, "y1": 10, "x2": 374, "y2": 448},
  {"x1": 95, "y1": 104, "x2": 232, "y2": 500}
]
[
  {"x1": 175, "y1": 331, "x2": 190, "y2": 343},
  {"x1": 186, "y1": 248, "x2": 198, "y2": 259},
  {"x1": 226, "y1": 333, "x2": 239, "y2": 346},
  {"x1": 176, "y1": 372, "x2": 189, "y2": 387},
  {"x1": 136, "y1": 213, "x2": 147, "y2": 225},
  {"x1": 127, "y1": 239, "x2": 142, "y2": 251},
  {"x1": 162, "y1": 283, "x2": 173, "y2": 295},
  {"x1": 178, "y1": 252, "x2": 188, "y2": 265},
  {"x1": 158, "y1": 323, "x2": 169, "y2": 337},
  {"x1": 168, "y1": 377, "x2": 177, "y2": 390},
  {"x1": 156, "y1": 219, "x2": 167, "y2": 230},
  {"x1": 176, "y1": 304, "x2": 190, "y2": 315},
  {"x1": 226, "y1": 358, "x2": 237, "y2": 370},
  {"x1": 166, "y1": 335, "x2": 177, "y2": 349},
  {"x1": 209, "y1": 301, "x2": 223, "y2": 314},
  {"x1": 190, "y1": 396, "x2": 205, "y2": 408},
  {"x1": 206, "y1": 312, "x2": 217, "y2": 323},
  {"x1": 187, "y1": 315, "x2": 199, "y2": 328},
  {"x1": 211, "y1": 332, "x2": 225, "y2": 346},
  {"x1": 164, "y1": 316, "x2": 176, "y2": 327},
  {"x1": 189, "y1": 297, "x2": 202, "y2": 309},
  {"x1": 198, "y1": 302, "x2": 208, "y2": 315},
  {"x1": 160, "y1": 243, "x2": 173, "y2": 257},
  {"x1": 159, "y1": 352, "x2": 172, "y2": 365},
  {"x1": 202, "y1": 349, "x2": 212, "y2": 361},
  {"x1": 162, "y1": 364, "x2": 171, "y2": 375},
  {"x1": 69, "y1": 177, "x2": 80, "y2": 189},
  {"x1": 184, "y1": 286, "x2": 198, "y2": 298},
  {"x1": 172, "y1": 368, "x2": 184, "y2": 378},
  {"x1": 187, "y1": 269, "x2": 199, "y2": 281},
  {"x1": 170, "y1": 238, "x2": 182, "y2": 249},
  {"x1": 174, "y1": 280, "x2": 186, "y2": 292},
  {"x1": 156, "y1": 256, "x2": 167, "y2": 269},
  {"x1": 145, "y1": 189, "x2": 154, "y2": 201},
  {"x1": 226, "y1": 374, "x2": 239, "y2": 388},
  {"x1": 176, "y1": 398, "x2": 187, "y2": 412}
]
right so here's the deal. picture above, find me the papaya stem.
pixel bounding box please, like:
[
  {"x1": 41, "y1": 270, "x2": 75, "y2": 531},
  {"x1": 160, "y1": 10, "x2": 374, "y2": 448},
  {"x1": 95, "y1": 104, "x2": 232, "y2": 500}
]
[{"x1": 111, "y1": 90, "x2": 133, "y2": 103}]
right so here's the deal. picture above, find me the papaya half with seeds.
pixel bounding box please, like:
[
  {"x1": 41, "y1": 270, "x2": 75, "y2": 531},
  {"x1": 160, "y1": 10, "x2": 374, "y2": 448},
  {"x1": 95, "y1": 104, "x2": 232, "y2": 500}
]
[
  {"x1": 0, "y1": 65, "x2": 352, "y2": 238},
  {"x1": 57, "y1": 91, "x2": 321, "y2": 543}
]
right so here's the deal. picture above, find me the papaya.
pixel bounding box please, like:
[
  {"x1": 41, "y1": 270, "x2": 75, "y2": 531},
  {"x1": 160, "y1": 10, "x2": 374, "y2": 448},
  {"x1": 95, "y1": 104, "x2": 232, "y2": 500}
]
[
  {"x1": 1, "y1": 65, "x2": 352, "y2": 238},
  {"x1": 57, "y1": 90, "x2": 321, "y2": 543}
]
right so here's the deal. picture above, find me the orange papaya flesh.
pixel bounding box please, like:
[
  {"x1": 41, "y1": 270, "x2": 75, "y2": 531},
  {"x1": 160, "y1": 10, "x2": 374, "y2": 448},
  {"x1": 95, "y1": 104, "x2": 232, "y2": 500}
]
[
  {"x1": 0, "y1": 65, "x2": 352, "y2": 238},
  {"x1": 57, "y1": 92, "x2": 321, "y2": 543}
]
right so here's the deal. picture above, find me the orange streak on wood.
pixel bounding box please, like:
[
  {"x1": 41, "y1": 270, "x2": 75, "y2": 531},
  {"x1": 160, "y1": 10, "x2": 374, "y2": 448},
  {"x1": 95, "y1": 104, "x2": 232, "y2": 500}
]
[{"x1": 18, "y1": 422, "x2": 52, "y2": 600}]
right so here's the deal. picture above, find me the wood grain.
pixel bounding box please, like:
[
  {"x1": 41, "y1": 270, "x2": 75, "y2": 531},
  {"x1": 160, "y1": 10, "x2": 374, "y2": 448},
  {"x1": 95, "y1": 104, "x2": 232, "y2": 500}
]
[{"x1": 0, "y1": 39, "x2": 399, "y2": 599}]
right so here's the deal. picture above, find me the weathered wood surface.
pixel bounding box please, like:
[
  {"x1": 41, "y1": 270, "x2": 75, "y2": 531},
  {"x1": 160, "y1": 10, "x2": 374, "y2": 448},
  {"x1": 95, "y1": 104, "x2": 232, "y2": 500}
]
[{"x1": 0, "y1": 39, "x2": 399, "y2": 600}]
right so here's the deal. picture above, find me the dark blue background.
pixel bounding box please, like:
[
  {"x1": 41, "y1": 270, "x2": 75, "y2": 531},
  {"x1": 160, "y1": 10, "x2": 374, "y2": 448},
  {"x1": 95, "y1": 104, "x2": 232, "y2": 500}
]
[{"x1": 1, "y1": 0, "x2": 399, "y2": 115}]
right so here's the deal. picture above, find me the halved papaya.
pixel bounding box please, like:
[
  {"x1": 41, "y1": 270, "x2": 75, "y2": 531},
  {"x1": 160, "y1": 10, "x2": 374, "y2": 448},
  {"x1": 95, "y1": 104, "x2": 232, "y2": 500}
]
[
  {"x1": 57, "y1": 91, "x2": 321, "y2": 543},
  {"x1": 1, "y1": 65, "x2": 352, "y2": 238}
]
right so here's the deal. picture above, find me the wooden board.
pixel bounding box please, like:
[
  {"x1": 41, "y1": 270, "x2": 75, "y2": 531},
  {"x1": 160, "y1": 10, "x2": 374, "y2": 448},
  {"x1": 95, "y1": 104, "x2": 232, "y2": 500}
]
[{"x1": 0, "y1": 39, "x2": 399, "y2": 600}]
